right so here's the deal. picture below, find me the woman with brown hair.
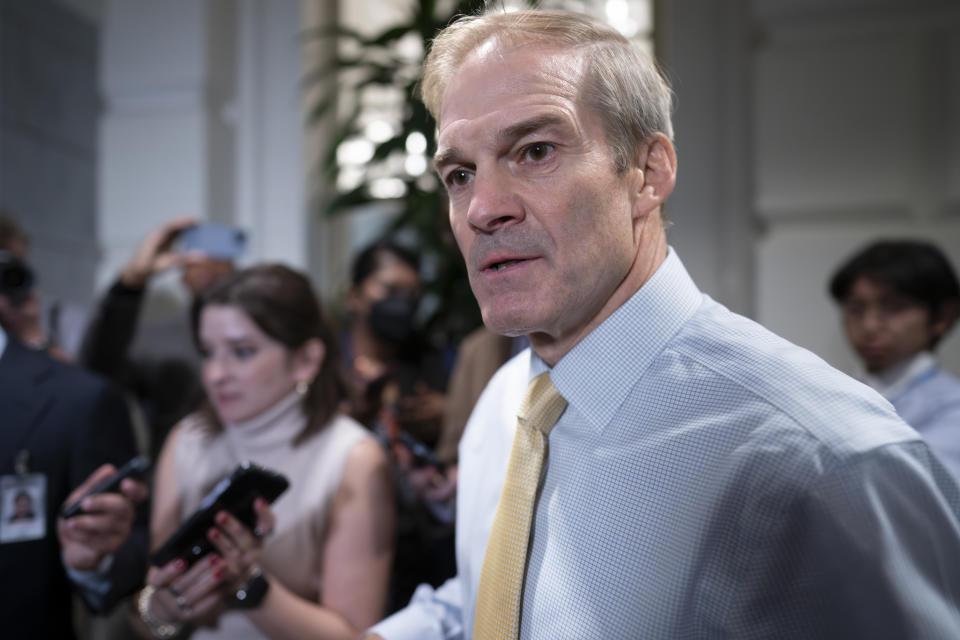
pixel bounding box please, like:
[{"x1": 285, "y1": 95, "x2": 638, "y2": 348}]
[{"x1": 135, "y1": 264, "x2": 394, "y2": 639}]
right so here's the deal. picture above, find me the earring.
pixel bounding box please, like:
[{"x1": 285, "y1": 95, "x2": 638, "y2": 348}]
[{"x1": 296, "y1": 380, "x2": 309, "y2": 397}]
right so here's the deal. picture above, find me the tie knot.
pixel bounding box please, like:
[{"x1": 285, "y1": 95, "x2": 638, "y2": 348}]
[{"x1": 518, "y1": 372, "x2": 568, "y2": 436}]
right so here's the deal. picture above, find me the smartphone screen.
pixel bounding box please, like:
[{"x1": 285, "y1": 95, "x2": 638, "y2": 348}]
[{"x1": 179, "y1": 223, "x2": 247, "y2": 261}]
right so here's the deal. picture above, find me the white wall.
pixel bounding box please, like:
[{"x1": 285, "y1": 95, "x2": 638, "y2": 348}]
[
  {"x1": 98, "y1": 0, "x2": 323, "y2": 301},
  {"x1": 661, "y1": 0, "x2": 960, "y2": 376},
  {"x1": 750, "y1": 0, "x2": 960, "y2": 374}
]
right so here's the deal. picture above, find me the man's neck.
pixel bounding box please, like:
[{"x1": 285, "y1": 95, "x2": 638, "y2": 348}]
[{"x1": 531, "y1": 228, "x2": 668, "y2": 366}]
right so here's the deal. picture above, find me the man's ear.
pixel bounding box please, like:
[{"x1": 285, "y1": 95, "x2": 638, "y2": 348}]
[
  {"x1": 932, "y1": 300, "x2": 960, "y2": 341},
  {"x1": 293, "y1": 338, "x2": 326, "y2": 384},
  {"x1": 633, "y1": 133, "x2": 677, "y2": 219}
]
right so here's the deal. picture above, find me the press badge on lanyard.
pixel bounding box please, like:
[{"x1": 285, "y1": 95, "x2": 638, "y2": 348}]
[{"x1": 0, "y1": 450, "x2": 46, "y2": 543}]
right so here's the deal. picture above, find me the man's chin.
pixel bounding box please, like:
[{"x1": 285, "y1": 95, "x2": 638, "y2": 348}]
[{"x1": 481, "y1": 309, "x2": 535, "y2": 338}]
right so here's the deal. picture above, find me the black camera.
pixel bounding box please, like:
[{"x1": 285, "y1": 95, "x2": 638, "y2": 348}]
[{"x1": 0, "y1": 250, "x2": 34, "y2": 304}]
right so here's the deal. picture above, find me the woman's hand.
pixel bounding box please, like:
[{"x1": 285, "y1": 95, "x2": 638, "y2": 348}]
[
  {"x1": 207, "y1": 498, "x2": 276, "y2": 594},
  {"x1": 146, "y1": 554, "x2": 229, "y2": 629}
]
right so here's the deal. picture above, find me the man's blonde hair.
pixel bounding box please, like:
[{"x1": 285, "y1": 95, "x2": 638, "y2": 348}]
[{"x1": 421, "y1": 9, "x2": 673, "y2": 172}]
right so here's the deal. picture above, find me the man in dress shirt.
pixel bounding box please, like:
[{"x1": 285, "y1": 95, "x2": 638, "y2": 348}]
[
  {"x1": 369, "y1": 9, "x2": 960, "y2": 639},
  {"x1": 829, "y1": 240, "x2": 960, "y2": 480}
]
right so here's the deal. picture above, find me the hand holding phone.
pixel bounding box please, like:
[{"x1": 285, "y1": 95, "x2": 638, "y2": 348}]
[
  {"x1": 61, "y1": 455, "x2": 151, "y2": 519},
  {"x1": 396, "y1": 431, "x2": 446, "y2": 472},
  {"x1": 179, "y1": 223, "x2": 247, "y2": 261},
  {"x1": 150, "y1": 462, "x2": 289, "y2": 568}
]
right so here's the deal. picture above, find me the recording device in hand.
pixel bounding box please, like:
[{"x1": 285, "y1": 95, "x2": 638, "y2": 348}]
[
  {"x1": 179, "y1": 223, "x2": 247, "y2": 261},
  {"x1": 61, "y1": 455, "x2": 151, "y2": 519},
  {"x1": 150, "y1": 462, "x2": 289, "y2": 567},
  {"x1": 0, "y1": 250, "x2": 34, "y2": 305},
  {"x1": 397, "y1": 430, "x2": 446, "y2": 472}
]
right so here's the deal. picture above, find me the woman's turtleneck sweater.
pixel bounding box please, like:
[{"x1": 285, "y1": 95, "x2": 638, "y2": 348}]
[{"x1": 172, "y1": 392, "x2": 371, "y2": 639}]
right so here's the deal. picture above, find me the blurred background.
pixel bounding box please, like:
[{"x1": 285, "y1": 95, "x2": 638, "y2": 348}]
[{"x1": 1, "y1": 0, "x2": 958, "y2": 374}]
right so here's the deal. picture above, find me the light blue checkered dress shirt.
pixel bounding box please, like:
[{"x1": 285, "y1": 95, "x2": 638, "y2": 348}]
[{"x1": 373, "y1": 249, "x2": 960, "y2": 639}]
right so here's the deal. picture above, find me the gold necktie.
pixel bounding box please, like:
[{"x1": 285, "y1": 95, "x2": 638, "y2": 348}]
[{"x1": 473, "y1": 372, "x2": 568, "y2": 640}]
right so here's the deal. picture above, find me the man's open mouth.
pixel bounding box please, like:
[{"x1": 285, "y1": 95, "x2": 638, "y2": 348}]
[{"x1": 489, "y1": 259, "x2": 524, "y2": 272}]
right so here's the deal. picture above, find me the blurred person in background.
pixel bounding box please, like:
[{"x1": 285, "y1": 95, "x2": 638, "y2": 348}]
[
  {"x1": 80, "y1": 217, "x2": 235, "y2": 461},
  {"x1": 342, "y1": 241, "x2": 449, "y2": 444},
  {"x1": 830, "y1": 239, "x2": 960, "y2": 479},
  {"x1": 136, "y1": 264, "x2": 393, "y2": 639},
  {"x1": 0, "y1": 314, "x2": 148, "y2": 638},
  {"x1": 339, "y1": 240, "x2": 455, "y2": 612},
  {"x1": 406, "y1": 328, "x2": 529, "y2": 520},
  {"x1": 0, "y1": 209, "x2": 75, "y2": 361}
]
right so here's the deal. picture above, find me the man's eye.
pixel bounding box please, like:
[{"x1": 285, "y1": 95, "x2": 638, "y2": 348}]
[
  {"x1": 843, "y1": 303, "x2": 865, "y2": 317},
  {"x1": 522, "y1": 142, "x2": 554, "y2": 162},
  {"x1": 445, "y1": 169, "x2": 472, "y2": 187}
]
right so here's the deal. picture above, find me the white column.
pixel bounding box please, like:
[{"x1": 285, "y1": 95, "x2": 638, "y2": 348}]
[
  {"x1": 98, "y1": 0, "x2": 221, "y2": 288},
  {"x1": 98, "y1": 0, "x2": 314, "y2": 293}
]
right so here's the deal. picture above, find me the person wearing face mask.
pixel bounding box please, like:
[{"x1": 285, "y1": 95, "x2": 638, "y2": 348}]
[
  {"x1": 342, "y1": 241, "x2": 450, "y2": 446},
  {"x1": 340, "y1": 241, "x2": 454, "y2": 613}
]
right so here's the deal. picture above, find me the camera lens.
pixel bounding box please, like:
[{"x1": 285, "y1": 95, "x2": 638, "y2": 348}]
[{"x1": 0, "y1": 251, "x2": 34, "y2": 303}]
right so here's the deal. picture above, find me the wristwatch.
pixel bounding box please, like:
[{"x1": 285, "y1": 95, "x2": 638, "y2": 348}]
[{"x1": 234, "y1": 567, "x2": 270, "y2": 609}]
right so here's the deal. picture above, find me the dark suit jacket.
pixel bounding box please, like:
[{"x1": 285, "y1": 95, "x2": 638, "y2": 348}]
[{"x1": 0, "y1": 337, "x2": 146, "y2": 639}]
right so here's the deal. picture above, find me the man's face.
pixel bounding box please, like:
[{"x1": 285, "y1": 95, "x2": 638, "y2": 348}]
[
  {"x1": 435, "y1": 43, "x2": 643, "y2": 355},
  {"x1": 841, "y1": 277, "x2": 941, "y2": 373}
]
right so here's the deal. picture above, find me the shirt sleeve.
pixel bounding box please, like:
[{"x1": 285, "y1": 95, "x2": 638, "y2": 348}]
[
  {"x1": 368, "y1": 577, "x2": 465, "y2": 640},
  {"x1": 721, "y1": 438, "x2": 960, "y2": 638}
]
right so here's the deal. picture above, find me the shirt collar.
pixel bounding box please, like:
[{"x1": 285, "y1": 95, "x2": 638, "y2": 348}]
[
  {"x1": 862, "y1": 351, "x2": 938, "y2": 401},
  {"x1": 530, "y1": 248, "x2": 703, "y2": 433},
  {"x1": 0, "y1": 325, "x2": 6, "y2": 359}
]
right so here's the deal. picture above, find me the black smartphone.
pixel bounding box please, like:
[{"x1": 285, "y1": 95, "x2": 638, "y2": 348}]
[
  {"x1": 396, "y1": 431, "x2": 446, "y2": 472},
  {"x1": 61, "y1": 455, "x2": 151, "y2": 519},
  {"x1": 150, "y1": 462, "x2": 289, "y2": 568}
]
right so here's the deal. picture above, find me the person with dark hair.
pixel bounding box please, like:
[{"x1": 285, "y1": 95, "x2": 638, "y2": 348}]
[
  {"x1": 341, "y1": 240, "x2": 455, "y2": 612},
  {"x1": 8, "y1": 490, "x2": 36, "y2": 523},
  {"x1": 79, "y1": 217, "x2": 236, "y2": 461},
  {"x1": 0, "y1": 209, "x2": 73, "y2": 360},
  {"x1": 135, "y1": 264, "x2": 394, "y2": 639},
  {"x1": 830, "y1": 239, "x2": 960, "y2": 478},
  {"x1": 343, "y1": 241, "x2": 449, "y2": 442},
  {"x1": 367, "y1": 8, "x2": 960, "y2": 640}
]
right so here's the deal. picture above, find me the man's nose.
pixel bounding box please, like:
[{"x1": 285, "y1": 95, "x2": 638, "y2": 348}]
[
  {"x1": 860, "y1": 307, "x2": 884, "y2": 333},
  {"x1": 465, "y1": 168, "x2": 524, "y2": 233}
]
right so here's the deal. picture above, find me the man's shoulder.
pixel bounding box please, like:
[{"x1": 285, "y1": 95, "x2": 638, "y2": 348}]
[
  {"x1": 663, "y1": 298, "x2": 917, "y2": 454},
  {"x1": 3, "y1": 337, "x2": 113, "y2": 395}
]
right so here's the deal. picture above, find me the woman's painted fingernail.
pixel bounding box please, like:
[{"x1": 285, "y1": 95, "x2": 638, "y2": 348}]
[
  {"x1": 174, "y1": 558, "x2": 187, "y2": 571},
  {"x1": 215, "y1": 511, "x2": 228, "y2": 525},
  {"x1": 209, "y1": 528, "x2": 219, "y2": 540},
  {"x1": 215, "y1": 568, "x2": 225, "y2": 580}
]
